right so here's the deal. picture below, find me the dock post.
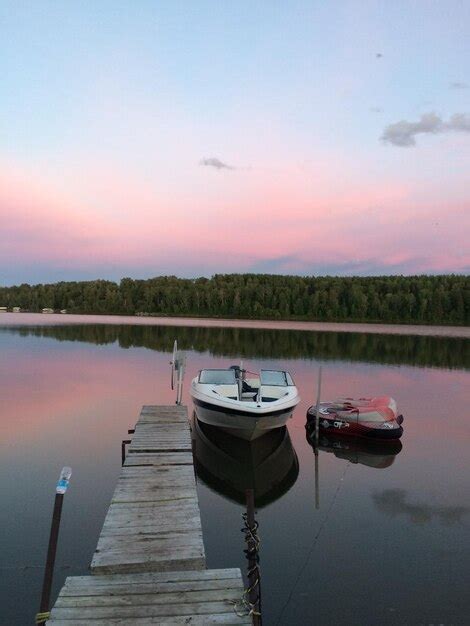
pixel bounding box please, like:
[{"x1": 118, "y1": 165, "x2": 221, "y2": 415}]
[
  {"x1": 36, "y1": 467, "x2": 71, "y2": 625},
  {"x1": 121, "y1": 439, "x2": 131, "y2": 465},
  {"x1": 245, "y1": 489, "x2": 261, "y2": 625}
]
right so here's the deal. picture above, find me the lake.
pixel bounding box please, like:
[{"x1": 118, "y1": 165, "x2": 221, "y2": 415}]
[{"x1": 0, "y1": 314, "x2": 469, "y2": 625}]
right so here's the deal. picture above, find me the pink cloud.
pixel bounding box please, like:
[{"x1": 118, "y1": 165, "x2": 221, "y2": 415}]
[{"x1": 1, "y1": 160, "x2": 469, "y2": 280}]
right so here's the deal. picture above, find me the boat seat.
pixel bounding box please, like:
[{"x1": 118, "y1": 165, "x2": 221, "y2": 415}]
[
  {"x1": 242, "y1": 380, "x2": 257, "y2": 393},
  {"x1": 241, "y1": 392, "x2": 258, "y2": 400}
]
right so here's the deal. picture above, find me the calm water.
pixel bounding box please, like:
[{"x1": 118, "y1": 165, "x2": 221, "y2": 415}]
[{"x1": 0, "y1": 315, "x2": 469, "y2": 625}]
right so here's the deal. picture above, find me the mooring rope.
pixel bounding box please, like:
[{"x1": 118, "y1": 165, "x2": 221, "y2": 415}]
[
  {"x1": 35, "y1": 611, "x2": 50, "y2": 624},
  {"x1": 275, "y1": 461, "x2": 350, "y2": 625},
  {"x1": 231, "y1": 512, "x2": 262, "y2": 618}
]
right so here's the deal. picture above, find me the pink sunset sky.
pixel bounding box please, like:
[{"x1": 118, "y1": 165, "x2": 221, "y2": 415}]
[{"x1": 1, "y1": 2, "x2": 470, "y2": 284}]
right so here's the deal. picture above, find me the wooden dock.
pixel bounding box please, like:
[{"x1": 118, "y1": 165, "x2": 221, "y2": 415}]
[{"x1": 47, "y1": 405, "x2": 250, "y2": 624}]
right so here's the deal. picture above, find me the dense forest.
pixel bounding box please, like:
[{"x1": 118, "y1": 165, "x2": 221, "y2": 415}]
[
  {"x1": 8, "y1": 324, "x2": 469, "y2": 370},
  {"x1": 0, "y1": 274, "x2": 469, "y2": 325}
]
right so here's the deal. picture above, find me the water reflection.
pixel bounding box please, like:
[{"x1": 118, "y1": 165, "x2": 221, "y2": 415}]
[
  {"x1": 3, "y1": 322, "x2": 469, "y2": 370},
  {"x1": 305, "y1": 425, "x2": 403, "y2": 469},
  {"x1": 192, "y1": 418, "x2": 299, "y2": 507},
  {"x1": 372, "y1": 489, "x2": 469, "y2": 525},
  {"x1": 1, "y1": 320, "x2": 469, "y2": 625}
]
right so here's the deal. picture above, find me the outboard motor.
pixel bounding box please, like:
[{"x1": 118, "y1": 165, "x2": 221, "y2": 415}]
[
  {"x1": 229, "y1": 365, "x2": 243, "y2": 399},
  {"x1": 229, "y1": 365, "x2": 242, "y2": 379}
]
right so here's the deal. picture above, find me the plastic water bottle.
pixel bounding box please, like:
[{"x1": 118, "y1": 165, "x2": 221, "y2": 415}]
[{"x1": 56, "y1": 467, "x2": 72, "y2": 495}]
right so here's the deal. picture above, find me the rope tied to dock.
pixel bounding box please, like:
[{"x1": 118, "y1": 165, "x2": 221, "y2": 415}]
[
  {"x1": 242, "y1": 512, "x2": 260, "y2": 552},
  {"x1": 231, "y1": 509, "x2": 262, "y2": 620},
  {"x1": 35, "y1": 611, "x2": 50, "y2": 624}
]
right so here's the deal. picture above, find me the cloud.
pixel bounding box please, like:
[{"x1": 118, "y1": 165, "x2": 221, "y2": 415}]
[
  {"x1": 450, "y1": 81, "x2": 468, "y2": 90},
  {"x1": 199, "y1": 157, "x2": 235, "y2": 170},
  {"x1": 381, "y1": 112, "x2": 470, "y2": 147},
  {"x1": 373, "y1": 489, "x2": 468, "y2": 526},
  {"x1": 2, "y1": 156, "x2": 469, "y2": 283}
]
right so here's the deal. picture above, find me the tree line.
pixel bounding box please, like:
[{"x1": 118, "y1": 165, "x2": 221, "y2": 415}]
[{"x1": 0, "y1": 273, "x2": 469, "y2": 325}]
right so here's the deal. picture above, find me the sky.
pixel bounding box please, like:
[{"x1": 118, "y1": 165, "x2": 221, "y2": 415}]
[{"x1": 1, "y1": 0, "x2": 470, "y2": 285}]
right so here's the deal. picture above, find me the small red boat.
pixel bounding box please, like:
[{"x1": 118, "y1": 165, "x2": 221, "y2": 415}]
[{"x1": 306, "y1": 396, "x2": 404, "y2": 440}]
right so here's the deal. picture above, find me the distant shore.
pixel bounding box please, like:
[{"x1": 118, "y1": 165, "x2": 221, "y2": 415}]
[{"x1": 1, "y1": 312, "x2": 469, "y2": 338}]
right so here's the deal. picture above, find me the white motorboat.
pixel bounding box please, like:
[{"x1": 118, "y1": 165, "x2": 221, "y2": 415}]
[{"x1": 190, "y1": 365, "x2": 300, "y2": 440}]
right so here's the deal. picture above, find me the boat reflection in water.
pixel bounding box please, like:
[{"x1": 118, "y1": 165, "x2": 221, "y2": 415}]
[
  {"x1": 192, "y1": 416, "x2": 299, "y2": 506},
  {"x1": 306, "y1": 422, "x2": 402, "y2": 469}
]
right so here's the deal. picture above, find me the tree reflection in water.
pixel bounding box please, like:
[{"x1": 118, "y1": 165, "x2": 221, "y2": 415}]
[{"x1": 5, "y1": 323, "x2": 469, "y2": 370}]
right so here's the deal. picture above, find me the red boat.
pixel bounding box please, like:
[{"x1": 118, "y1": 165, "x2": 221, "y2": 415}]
[{"x1": 306, "y1": 396, "x2": 404, "y2": 440}]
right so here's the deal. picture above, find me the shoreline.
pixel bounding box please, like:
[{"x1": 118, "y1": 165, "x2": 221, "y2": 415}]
[{"x1": 0, "y1": 312, "x2": 469, "y2": 338}]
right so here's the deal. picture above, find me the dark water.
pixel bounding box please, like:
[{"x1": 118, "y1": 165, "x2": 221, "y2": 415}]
[{"x1": 0, "y1": 317, "x2": 469, "y2": 625}]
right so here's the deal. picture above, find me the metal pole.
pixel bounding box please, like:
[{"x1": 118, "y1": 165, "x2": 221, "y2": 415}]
[
  {"x1": 36, "y1": 467, "x2": 72, "y2": 625},
  {"x1": 312, "y1": 366, "x2": 322, "y2": 510},
  {"x1": 171, "y1": 339, "x2": 177, "y2": 390},
  {"x1": 314, "y1": 448, "x2": 320, "y2": 510},
  {"x1": 177, "y1": 363, "x2": 183, "y2": 404},
  {"x1": 314, "y1": 366, "x2": 322, "y2": 446},
  {"x1": 176, "y1": 360, "x2": 181, "y2": 404},
  {"x1": 245, "y1": 489, "x2": 261, "y2": 625}
]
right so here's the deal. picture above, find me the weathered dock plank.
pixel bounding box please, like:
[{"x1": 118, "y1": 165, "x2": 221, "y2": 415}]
[
  {"x1": 48, "y1": 569, "x2": 250, "y2": 623},
  {"x1": 63, "y1": 569, "x2": 246, "y2": 586},
  {"x1": 49, "y1": 618, "x2": 249, "y2": 625},
  {"x1": 91, "y1": 405, "x2": 204, "y2": 574},
  {"x1": 47, "y1": 405, "x2": 249, "y2": 624},
  {"x1": 123, "y1": 452, "x2": 193, "y2": 466}
]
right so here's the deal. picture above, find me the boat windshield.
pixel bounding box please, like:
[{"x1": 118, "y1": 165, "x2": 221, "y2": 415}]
[
  {"x1": 199, "y1": 369, "x2": 237, "y2": 385},
  {"x1": 260, "y1": 370, "x2": 294, "y2": 386}
]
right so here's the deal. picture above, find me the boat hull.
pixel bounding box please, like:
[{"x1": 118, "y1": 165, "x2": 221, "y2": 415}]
[
  {"x1": 193, "y1": 399, "x2": 295, "y2": 441},
  {"x1": 306, "y1": 407, "x2": 403, "y2": 440}
]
